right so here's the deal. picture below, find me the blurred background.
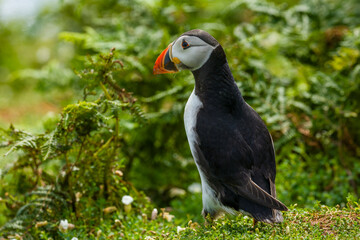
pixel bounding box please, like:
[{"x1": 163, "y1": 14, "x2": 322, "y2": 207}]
[{"x1": 0, "y1": 0, "x2": 360, "y2": 228}]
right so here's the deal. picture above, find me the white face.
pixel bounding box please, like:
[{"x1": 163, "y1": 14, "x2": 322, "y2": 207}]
[{"x1": 170, "y1": 35, "x2": 217, "y2": 71}]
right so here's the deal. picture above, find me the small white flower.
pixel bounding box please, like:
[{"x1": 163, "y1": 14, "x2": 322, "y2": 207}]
[
  {"x1": 188, "y1": 183, "x2": 202, "y2": 193},
  {"x1": 35, "y1": 220, "x2": 48, "y2": 228},
  {"x1": 75, "y1": 192, "x2": 82, "y2": 202},
  {"x1": 169, "y1": 188, "x2": 186, "y2": 197},
  {"x1": 68, "y1": 223, "x2": 75, "y2": 230},
  {"x1": 71, "y1": 238, "x2": 78, "y2": 240},
  {"x1": 97, "y1": 229, "x2": 102, "y2": 237},
  {"x1": 103, "y1": 206, "x2": 117, "y2": 214},
  {"x1": 151, "y1": 208, "x2": 158, "y2": 220},
  {"x1": 121, "y1": 195, "x2": 134, "y2": 205},
  {"x1": 163, "y1": 212, "x2": 175, "y2": 222},
  {"x1": 115, "y1": 170, "x2": 123, "y2": 177},
  {"x1": 59, "y1": 219, "x2": 69, "y2": 231},
  {"x1": 177, "y1": 226, "x2": 186, "y2": 234}
]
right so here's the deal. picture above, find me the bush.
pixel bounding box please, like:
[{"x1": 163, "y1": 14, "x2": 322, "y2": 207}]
[{"x1": 0, "y1": 49, "x2": 150, "y2": 238}]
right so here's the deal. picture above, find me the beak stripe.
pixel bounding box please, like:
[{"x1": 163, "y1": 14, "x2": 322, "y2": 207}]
[{"x1": 153, "y1": 44, "x2": 179, "y2": 75}]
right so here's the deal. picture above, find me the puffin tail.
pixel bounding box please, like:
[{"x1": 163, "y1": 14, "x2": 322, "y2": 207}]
[
  {"x1": 274, "y1": 209, "x2": 284, "y2": 223},
  {"x1": 252, "y1": 209, "x2": 284, "y2": 224}
]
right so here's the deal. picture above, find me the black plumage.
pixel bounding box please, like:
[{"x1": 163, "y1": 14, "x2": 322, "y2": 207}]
[
  {"x1": 154, "y1": 29, "x2": 288, "y2": 223},
  {"x1": 188, "y1": 30, "x2": 287, "y2": 222}
]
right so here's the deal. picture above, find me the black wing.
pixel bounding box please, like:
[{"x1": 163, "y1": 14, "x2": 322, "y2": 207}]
[{"x1": 195, "y1": 106, "x2": 287, "y2": 212}]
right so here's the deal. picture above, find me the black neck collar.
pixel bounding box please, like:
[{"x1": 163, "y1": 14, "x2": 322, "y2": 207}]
[{"x1": 191, "y1": 45, "x2": 242, "y2": 108}]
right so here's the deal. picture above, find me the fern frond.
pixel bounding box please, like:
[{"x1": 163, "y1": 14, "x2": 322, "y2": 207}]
[
  {"x1": 26, "y1": 187, "x2": 69, "y2": 207},
  {"x1": 16, "y1": 202, "x2": 48, "y2": 217},
  {"x1": 0, "y1": 219, "x2": 26, "y2": 232},
  {"x1": 141, "y1": 85, "x2": 183, "y2": 103},
  {"x1": 42, "y1": 130, "x2": 57, "y2": 161},
  {"x1": 129, "y1": 104, "x2": 147, "y2": 124},
  {"x1": 274, "y1": 128, "x2": 297, "y2": 149},
  {"x1": 5, "y1": 135, "x2": 38, "y2": 157}
]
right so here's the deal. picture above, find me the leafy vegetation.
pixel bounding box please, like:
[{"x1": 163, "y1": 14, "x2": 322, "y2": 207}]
[{"x1": 0, "y1": 0, "x2": 360, "y2": 238}]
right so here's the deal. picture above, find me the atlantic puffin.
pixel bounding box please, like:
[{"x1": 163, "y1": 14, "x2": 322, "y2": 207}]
[{"x1": 153, "y1": 29, "x2": 288, "y2": 223}]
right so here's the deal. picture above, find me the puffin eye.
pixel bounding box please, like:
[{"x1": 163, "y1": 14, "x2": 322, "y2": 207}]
[{"x1": 181, "y1": 39, "x2": 190, "y2": 49}]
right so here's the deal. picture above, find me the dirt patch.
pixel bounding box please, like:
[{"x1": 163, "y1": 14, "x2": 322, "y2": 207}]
[
  {"x1": 288, "y1": 207, "x2": 360, "y2": 236},
  {"x1": 0, "y1": 101, "x2": 59, "y2": 123}
]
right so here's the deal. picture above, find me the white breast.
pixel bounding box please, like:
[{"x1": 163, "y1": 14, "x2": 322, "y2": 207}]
[
  {"x1": 184, "y1": 90, "x2": 235, "y2": 215},
  {"x1": 184, "y1": 90, "x2": 203, "y2": 154}
]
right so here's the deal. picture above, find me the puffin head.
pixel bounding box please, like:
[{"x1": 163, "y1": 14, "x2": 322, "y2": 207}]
[{"x1": 153, "y1": 29, "x2": 220, "y2": 74}]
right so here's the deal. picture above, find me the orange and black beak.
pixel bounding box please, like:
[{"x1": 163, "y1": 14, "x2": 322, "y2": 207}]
[{"x1": 153, "y1": 44, "x2": 179, "y2": 75}]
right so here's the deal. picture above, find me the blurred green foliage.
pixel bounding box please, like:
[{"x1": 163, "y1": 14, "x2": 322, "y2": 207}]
[{"x1": 0, "y1": 0, "x2": 360, "y2": 238}]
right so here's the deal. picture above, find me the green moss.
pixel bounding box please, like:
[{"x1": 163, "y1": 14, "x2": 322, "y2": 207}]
[{"x1": 16, "y1": 200, "x2": 360, "y2": 239}]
